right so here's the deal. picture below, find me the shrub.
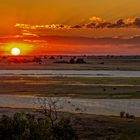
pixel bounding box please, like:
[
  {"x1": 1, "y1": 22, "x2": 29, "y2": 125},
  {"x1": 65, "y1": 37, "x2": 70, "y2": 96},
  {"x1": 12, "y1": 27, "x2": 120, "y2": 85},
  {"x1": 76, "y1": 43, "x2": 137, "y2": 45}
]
[
  {"x1": 76, "y1": 58, "x2": 86, "y2": 64},
  {"x1": 120, "y1": 112, "x2": 125, "y2": 118},
  {"x1": 69, "y1": 58, "x2": 75, "y2": 64},
  {"x1": 0, "y1": 113, "x2": 77, "y2": 140}
]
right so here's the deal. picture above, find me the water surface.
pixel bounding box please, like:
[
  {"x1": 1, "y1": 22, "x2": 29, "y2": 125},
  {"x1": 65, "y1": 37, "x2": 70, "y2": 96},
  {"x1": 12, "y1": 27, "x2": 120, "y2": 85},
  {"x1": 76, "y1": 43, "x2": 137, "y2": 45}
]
[
  {"x1": 0, "y1": 95, "x2": 140, "y2": 116},
  {"x1": 0, "y1": 70, "x2": 140, "y2": 77}
]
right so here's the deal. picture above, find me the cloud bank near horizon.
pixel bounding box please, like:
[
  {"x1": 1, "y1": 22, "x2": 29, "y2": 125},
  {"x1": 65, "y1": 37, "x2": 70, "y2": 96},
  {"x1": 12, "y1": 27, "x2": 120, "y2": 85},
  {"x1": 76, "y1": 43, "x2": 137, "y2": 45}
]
[
  {"x1": 15, "y1": 17, "x2": 140, "y2": 30},
  {"x1": 0, "y1": 35, "x2": 140, "y2": 55}
]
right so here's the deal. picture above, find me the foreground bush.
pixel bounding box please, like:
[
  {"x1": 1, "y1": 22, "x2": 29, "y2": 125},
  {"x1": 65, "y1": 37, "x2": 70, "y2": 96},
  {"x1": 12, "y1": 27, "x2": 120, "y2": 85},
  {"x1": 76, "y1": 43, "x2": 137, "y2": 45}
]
[{"x1": 0, "y1": 113, "x2": 77, "y2": 140}]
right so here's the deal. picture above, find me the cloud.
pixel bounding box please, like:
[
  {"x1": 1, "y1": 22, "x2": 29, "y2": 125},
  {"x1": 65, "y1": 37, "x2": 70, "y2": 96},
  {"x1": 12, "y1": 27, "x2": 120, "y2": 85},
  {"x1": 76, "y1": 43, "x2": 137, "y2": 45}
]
[
  {"x1": 15, "y1": 23, "x2": 70, "y2": 30},
  {"x1": 84, "y1": 17, "x2": 140, "y2": 29},
  {"x1": 133, "y1": 18, "x2": 140, "y2": 26},
  {"x1": 123, "y1": 18, "x2": 140, "y2": 26},
  {"x1": 21, "y1": 30, "x2": 38, "y2": 37},
  {"x1": 15, "y1": 17, "x2": 140, "y2": 32},
  {"x1": 124, "y1": 18, "x2": 136, "y2": 24},
  {"x1": 89, "y1": 16, "x2": 105, "y2": 23},
  {"x1": 71, "y1": 25, "x2": 83, "y2": 28}
]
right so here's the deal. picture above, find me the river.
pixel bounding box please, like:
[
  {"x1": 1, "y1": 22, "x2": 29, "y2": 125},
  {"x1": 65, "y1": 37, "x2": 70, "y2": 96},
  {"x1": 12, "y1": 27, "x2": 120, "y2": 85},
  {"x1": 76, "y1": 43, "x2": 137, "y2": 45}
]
[
  {"x1": 0, "y1": 70, "x2": 140, "y2": 77},
  {"x1": 0, "y1": 95, "x2": 140, "y2": 116}
]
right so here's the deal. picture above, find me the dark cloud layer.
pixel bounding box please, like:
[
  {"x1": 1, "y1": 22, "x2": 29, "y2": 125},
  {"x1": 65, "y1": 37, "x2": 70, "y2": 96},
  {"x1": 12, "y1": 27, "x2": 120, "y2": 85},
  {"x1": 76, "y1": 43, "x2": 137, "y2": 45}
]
[
  {"x1": 83, "y1": 17, "x2": 140, "y2": 29},
  {"x1": 15, "y1": 17, "x2": 140, "y2": 30},
  {"x1": 1, "y1": 35, "x2": 140, "y2": 46}
]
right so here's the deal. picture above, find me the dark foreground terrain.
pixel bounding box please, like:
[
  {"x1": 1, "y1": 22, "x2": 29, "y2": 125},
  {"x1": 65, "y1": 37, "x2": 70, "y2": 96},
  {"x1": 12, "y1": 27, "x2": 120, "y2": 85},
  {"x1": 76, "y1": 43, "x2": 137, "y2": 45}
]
[{"x1": 0, "y1": 108, "x2": 140, "y2": 140}]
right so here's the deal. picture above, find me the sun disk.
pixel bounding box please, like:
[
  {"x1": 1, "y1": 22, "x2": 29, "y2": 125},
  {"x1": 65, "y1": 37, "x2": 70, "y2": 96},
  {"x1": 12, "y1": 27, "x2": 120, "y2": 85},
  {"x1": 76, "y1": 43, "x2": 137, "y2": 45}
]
[{"x1": 11, "y1": 48, "x2": 21, "y2": 56}]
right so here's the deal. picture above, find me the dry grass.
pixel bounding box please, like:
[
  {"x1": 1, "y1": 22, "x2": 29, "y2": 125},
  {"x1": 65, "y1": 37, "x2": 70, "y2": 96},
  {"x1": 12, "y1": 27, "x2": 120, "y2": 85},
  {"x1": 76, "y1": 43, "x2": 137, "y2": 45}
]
[{"x1": 0, "y1": 76, "x2": 140, "y2": 99}]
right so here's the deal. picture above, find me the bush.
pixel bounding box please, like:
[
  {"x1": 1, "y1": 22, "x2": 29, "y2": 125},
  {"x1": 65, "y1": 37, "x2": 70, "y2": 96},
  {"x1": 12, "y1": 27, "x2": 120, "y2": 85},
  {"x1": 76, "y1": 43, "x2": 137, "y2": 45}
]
[
  {"x1": 120, "y1": 112, "x2": 125, "y2": 118},
  {"x1": 0, "y1": 113, "x2": 77, "y2": 140},
  {"x1": 76, "y1": 58, "x2": 86, "y2": 64}
]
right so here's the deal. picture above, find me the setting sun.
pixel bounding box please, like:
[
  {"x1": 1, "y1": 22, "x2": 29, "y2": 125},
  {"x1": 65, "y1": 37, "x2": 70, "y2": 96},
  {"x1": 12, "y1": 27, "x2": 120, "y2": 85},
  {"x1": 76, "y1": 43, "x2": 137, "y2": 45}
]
[{"x1": 11, "y1": 48, "x2": 21, "y2": 56}]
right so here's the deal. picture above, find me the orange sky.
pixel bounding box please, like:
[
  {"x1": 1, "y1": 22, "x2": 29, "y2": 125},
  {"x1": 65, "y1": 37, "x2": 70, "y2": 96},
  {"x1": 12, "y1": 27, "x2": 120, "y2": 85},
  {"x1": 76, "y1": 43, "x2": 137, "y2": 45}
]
[
  {"x1": 0, "y1": 0, "x2": 140, "y2": 55},
  {"x1": 0, "y1": 0, "x2": 140, "y2": 36}
]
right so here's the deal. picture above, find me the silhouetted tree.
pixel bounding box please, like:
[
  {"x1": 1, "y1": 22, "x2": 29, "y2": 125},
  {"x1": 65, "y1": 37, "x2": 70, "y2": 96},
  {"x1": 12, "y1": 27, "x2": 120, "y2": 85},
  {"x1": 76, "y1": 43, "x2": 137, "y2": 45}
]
[
  {"x1": 69, "y1": 58, "x2": 75, "y2": 64},
  {"x1": 76, "y1": 58, "x2": 86, "y2": 64},
  {"x1": 49, "y1": 56, "x2": 55, "y2": 60}
]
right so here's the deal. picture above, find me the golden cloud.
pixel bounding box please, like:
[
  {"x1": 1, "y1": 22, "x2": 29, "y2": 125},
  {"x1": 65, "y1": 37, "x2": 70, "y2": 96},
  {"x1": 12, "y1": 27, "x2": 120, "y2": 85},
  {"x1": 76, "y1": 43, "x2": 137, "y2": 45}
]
[
  {"x1": 89, "y1": 16, "x2": 105, "y2": 23},
  {"x1": 15, "y1": 17, "x2": 140, "y2": 31},
  {"x1": 15, "y1": 23, "x2": 70, "y2": 30}
]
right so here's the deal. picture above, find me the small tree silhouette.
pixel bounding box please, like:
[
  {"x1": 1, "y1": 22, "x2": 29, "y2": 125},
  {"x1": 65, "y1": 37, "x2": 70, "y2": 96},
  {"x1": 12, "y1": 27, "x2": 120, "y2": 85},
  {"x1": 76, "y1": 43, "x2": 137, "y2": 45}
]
[{"x1": 38, "y1": 97, "x2": 62, "y2": 127}]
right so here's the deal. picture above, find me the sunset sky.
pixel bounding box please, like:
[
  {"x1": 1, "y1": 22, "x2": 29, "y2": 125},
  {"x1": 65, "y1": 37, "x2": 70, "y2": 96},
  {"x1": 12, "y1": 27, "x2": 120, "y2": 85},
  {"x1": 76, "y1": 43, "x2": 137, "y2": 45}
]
[{"x1": 0, "y1": 0, "x2": 140, "y2": 55}]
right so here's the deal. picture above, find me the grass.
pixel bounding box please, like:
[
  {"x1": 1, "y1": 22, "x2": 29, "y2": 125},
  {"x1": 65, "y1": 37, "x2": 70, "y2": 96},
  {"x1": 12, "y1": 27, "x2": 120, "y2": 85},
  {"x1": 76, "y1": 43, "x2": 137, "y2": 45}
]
[
  {"x1": 72, "y1": 113, "x2": 140, "y2": 140},
  {"x1": 0, "y1": 76, "x2": 140, "y2": 99}
]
